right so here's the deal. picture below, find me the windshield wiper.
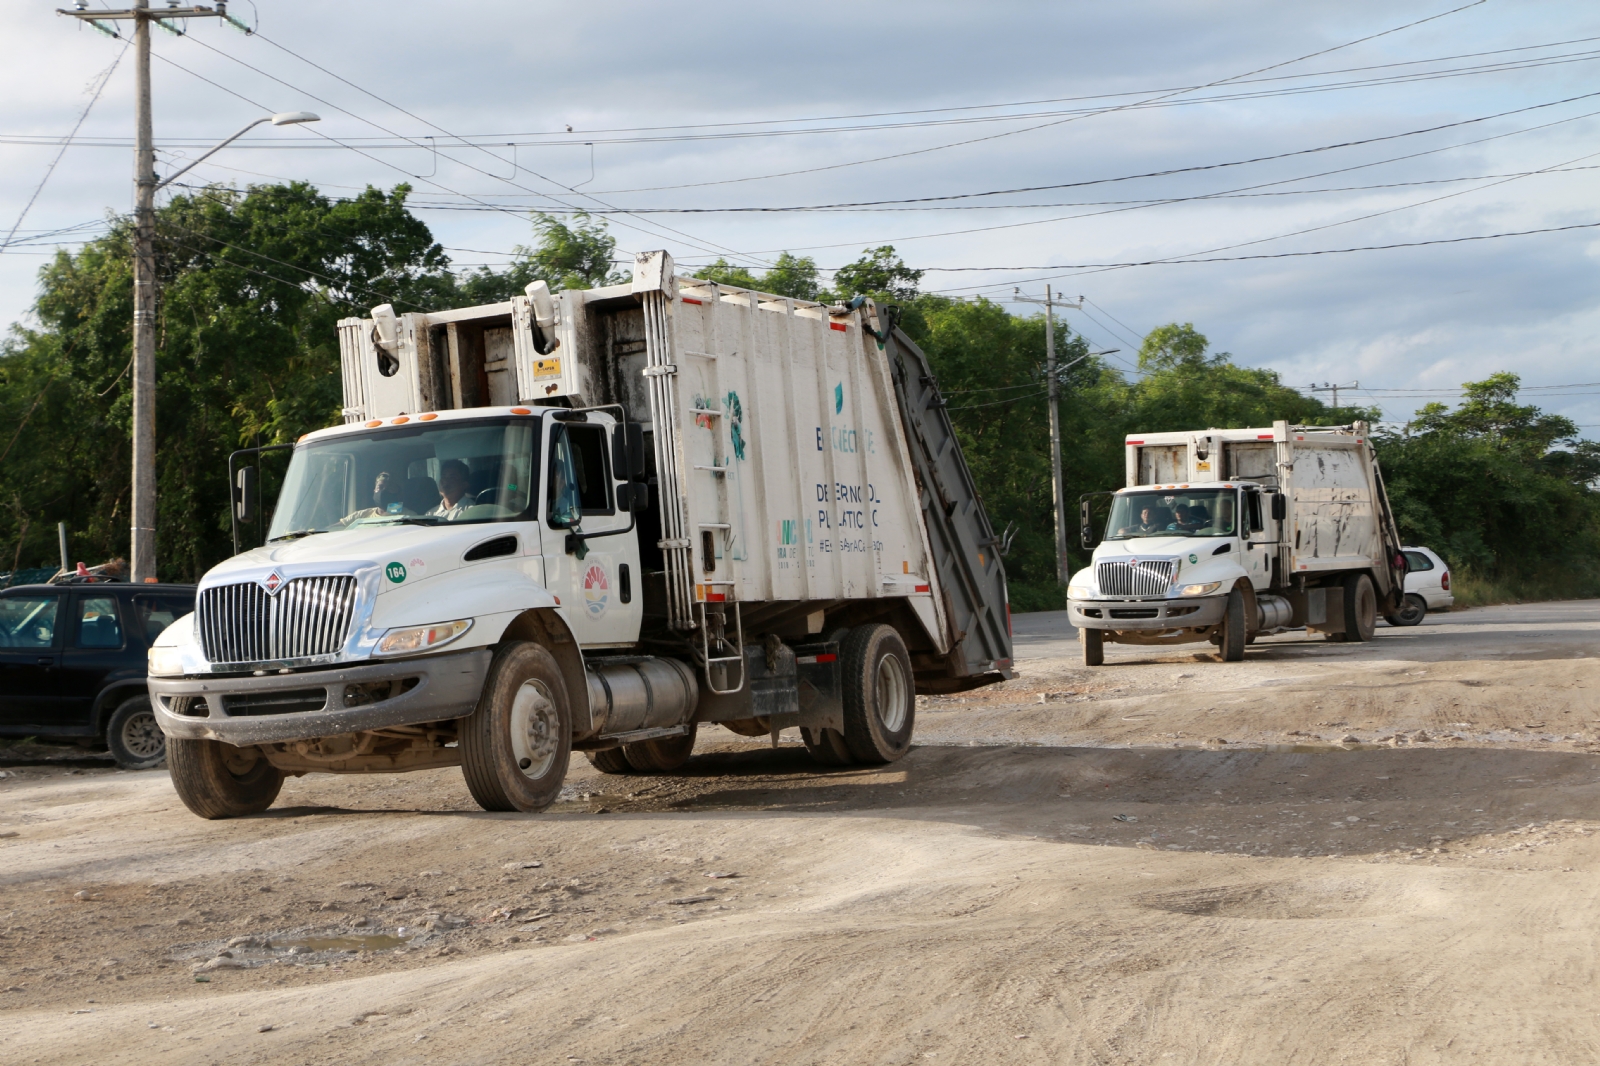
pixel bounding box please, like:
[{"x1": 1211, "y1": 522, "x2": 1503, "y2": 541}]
[
  {"x1": 269, "y1": 529, "x2": 325, "y2": 542},
  {"x1": 369, "y1": 515, "x2": 444, "y2": 526}
]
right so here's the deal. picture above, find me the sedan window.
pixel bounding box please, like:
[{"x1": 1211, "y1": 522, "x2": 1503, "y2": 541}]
[
  {"x1": 75, "y1": 596, "x2": 124, "y2": 649},
  {"x1": 1403, "y1": 551, "x2": 1434, "y2": 573}
]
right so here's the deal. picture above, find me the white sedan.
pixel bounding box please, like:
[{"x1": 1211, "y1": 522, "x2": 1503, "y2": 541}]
[{"x1": 1386, "y1": 546, "x2": 1453, "y2": 626}]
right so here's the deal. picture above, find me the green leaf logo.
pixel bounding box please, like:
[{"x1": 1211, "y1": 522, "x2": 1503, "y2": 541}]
[
  {"x1": 385, "y1": 561, "x2": 407, "y2": 583},
  {"x1": 834, "y1": 383, "x2": 844, "y2": 414}
]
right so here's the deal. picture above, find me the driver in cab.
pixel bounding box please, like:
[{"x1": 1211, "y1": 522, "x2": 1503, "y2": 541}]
[
  {"x1": 1118, "y1": 504, "x2": 1167, "y2": 536},
  {"x1": 333, "y1": 471, "x2": 408, "y2": 528}
]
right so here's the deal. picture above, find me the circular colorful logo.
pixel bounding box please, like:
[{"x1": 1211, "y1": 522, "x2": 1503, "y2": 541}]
[
  {"x1": 385, "y1": 561, "x2": 407, "y2": 583},
  {"x1": 582, "y1": 563, "x2": 609, "y2": 617}
]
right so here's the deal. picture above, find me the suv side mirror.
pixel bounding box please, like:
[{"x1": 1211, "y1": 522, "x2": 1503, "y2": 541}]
[
  {"x1": 1270, "y1": 492, "x2": 1287, "y2": 521},
  {"x1": 1079, "y1": 497, "x2": 1099, "y2": 550},
  {"x1": 234, "y1": 466, "x2": 256, "y2": 523}
]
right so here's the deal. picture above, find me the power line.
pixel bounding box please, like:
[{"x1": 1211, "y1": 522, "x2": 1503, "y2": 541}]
[{"x1": 0, "y1": 44, "x2": 128, "y2": 254}]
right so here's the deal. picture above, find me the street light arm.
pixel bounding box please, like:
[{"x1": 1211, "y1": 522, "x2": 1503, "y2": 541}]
[
  {"x1": 153, "y1": 111, "x2": 318, "y2": 192},
  {"x1": 154, "y1": 116, "x2": 270, "y2": 192}
]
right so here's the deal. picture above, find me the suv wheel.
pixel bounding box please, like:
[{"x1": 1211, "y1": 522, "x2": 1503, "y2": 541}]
[{"x1": 107, "y1": 695, "x2": 166, "y2": 770}]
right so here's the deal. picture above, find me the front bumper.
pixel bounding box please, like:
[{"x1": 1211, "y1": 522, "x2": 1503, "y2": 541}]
[
  {"x1": 149, "y1": 648, "x2": 492, "y2": 745},
  {"x1": 1069, "y1": 595, "x2": 1227, "y2": 631}
]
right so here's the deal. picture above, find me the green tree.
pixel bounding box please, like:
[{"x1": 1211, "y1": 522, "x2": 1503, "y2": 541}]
[
  {"x1": 1130, "y1": 323, "x2": 1344, "y2": 430},
  {"x1": 831, "y1": 245, "x2": 923, "y2": 303},
  {"x1": 691, "y1": 251, "x2": 823, "y2": 301},
  {"x1": 0, "y1": 181, "x2": 453, "y2": 581},
  {"x1": 458, "y1": 212, "x2": 623, "y2": 302}
]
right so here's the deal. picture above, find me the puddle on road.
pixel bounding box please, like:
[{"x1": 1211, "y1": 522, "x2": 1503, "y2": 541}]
[{"x1": 272, "y1": 934, "x2": 411, "y2": 953}]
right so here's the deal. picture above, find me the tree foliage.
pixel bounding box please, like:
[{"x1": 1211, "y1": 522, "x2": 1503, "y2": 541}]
[{"x1": 3, "y1": 188, "x2": 1592, "y2": 606}]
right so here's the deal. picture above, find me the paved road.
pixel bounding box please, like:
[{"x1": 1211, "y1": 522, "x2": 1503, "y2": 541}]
[{"x1": 1012, "y1": 599, "x2": 1600, "y2": 664}]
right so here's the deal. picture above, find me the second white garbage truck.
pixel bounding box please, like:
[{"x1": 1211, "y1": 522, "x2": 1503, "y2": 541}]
[
  {"x1": 1069, "y1": 422, "x2": 1407, "y2": 665},
  {"x1": 147, "y1": 252, "x2": 1013, "y2": 818}
]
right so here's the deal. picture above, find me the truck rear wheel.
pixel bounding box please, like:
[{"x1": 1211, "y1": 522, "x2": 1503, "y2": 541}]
[
  {"x1": 167, "y1": 738, "x2": 284, "y2": 819},
  {"x1": 1343, "y1": 573, "x2": 1378, "y2": 642},
  {"x1": 1218, "y1": 589, "x2": 1247, "y2": 662},
  {"x1": 460, "y1": 641, "x2": 572, "y2": 813},
  {"x1": 801, "y1": 726, "x2": 853, "y2": 766},
  {"x1": 623, "y1": 724, "x2": 698, "y2": 773},
  {"x1": 1082, "y1": 627, "x2": 1104, "y2": 666},
  {"x1": 585, "y1": 747, "x2": 633, "y2": 775},
  {"x1": 840, "y1": 624, "x2": 915, "y2": 764}
]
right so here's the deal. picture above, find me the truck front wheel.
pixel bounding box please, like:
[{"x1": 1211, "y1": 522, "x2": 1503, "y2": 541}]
[
  {"x1": 840, "y1": 624, "x2": 915, "y2": 764},
  {"x1": 1218, "y1": 590, "x2": 1247, "y2": 662},
  {"x1": 1343, "y1": 573, "x2": 1378, "y2": 642},
  {"x1": 460, "y1": 641, "x2": 572, "y2": 813},
  {"x1": 1082, "y1": 627, "x2": 1104, "y2": 667},
  {"x1": 168, "y1": 738, "x2": 284, "y2": 819}
]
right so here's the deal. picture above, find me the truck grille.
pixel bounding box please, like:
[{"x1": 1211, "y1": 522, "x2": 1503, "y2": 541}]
[
  {"x1": 198, "y1": 576, "x2": 357, "y2": 665},
  {"x1": 1096, "y1": 559, "x2": 1177, "y2": 597}
]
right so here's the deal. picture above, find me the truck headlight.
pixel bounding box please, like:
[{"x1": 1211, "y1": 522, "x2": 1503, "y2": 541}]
[
  {"x1": 1178, "y1": 581, "x2": 1222, "y2": 596},
  {"x1": 147, "y1": 646, "x2": 187, "y2": 678},
  {"x1": 374, "y1": 619, "x2": 473, "y2": 657},
  {"x1": 1068, "y1": 583, "x2": 1094, "y2": 599}
]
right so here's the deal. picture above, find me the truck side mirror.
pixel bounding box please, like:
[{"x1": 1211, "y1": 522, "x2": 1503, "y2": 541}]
[
  {"x1": 1079, "y1": 498, "x2": 1099, "y2": 549},
  {"x1": 1271, "y1": 493, "x2": 1287, "y2": 521},
  {"x1": 616, "y1": 482, "x2": 650, "y2": 512},
  {"x1": 234, "y1": 466, "x2": 256, "y2": 523},
  {"x1": 611, "y1": 422, "x2": 647, "y2": 482}
]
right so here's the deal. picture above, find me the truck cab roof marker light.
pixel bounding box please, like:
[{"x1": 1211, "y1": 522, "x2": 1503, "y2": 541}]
[
  {"x1": 365, "y1": 420, "x2": 383, "y2": 428},
  {"x1": 511, "y1": 407, "x2": 532, "y2": 415},
  {"x1": 391, "y1": 416, "x2": 409, "y2": 424},
  {"x1": 420, "y1": 413, "x2": 438, "y2": 421}
]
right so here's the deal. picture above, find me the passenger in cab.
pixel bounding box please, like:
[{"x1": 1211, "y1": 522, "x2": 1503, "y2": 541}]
[{"x1": 430, "y1": 459, "x2": 478, "y2": 521}]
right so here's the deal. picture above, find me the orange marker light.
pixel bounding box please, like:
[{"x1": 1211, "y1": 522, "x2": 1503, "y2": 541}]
[
  {"x1": 420, "y1": 412, "x2": 438, "y2": 421},
  {"x1": 366, "y1": 420, "x2": 383, "y2": 428},
  {"x1": 511, "y1": 407, "x2": 532, "y2": 415},
  {"x1": 391, "y1": 416, "x2": 409, "y2": 425}
]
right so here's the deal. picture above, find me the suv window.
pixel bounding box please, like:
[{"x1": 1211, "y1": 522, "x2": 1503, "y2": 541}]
[
  {"x1": 0, "y1": 594, "x2": 61, "y2": 649},
  {"x1": 75, "y1": 595, "x2": 124, "y2": 649},
  {"x1": 134, "y1": 593, "x2": 195, "y2": 644},
  {"x1": 1404, "y1": 550, "x2": 1434, "y2": 573}
]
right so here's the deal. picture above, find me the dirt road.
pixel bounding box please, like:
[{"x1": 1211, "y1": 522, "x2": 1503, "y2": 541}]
[{"x1": 3, "y1": 601, "x2": 1598, "y2": 1064}]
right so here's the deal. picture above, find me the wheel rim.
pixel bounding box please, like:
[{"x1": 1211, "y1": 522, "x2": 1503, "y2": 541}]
[
  {"x1": 509, "y1": 679, "x2": 559, "y2": 780},
  {"x1": 121, "y1": 711, "x2": 164, "y2": 759},
  {"x1": 874, "y1": 652, "x2": 910, "y2": 733}
]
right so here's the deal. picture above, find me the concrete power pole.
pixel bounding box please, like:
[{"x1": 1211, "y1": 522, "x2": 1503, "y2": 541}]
[
  {"x1": 1014, "y1": 287, "x2": 1084, "y2": 586},
  {"x1": 58, "y1": 3, "x2": 251, "y2": 582},
  {"x1": 1310, "y1": 380, "x2": 1359, "y2": 417}
]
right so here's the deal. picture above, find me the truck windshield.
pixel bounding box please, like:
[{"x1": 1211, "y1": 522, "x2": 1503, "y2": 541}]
[
  {"x1": 266, "y1": 417, "x2": 539, "y2": 541},
  {"x1": 1105, "y1": 488, "x2": 1237, "y2": 539}
]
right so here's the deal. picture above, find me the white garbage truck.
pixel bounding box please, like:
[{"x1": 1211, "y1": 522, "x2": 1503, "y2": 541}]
[
  {"x1": 148, "y1": 252, "x2": 1013, "y2": 818},
  {"x1": 1068, "y1": 422, "x2": 1407, "y2": 665}
]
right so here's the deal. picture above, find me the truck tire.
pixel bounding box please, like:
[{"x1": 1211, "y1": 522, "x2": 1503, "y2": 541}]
[
  {"x1": 1218, "y1": 589, "x2": 1247, "y2": 662},
  {"x1": 1386, "y1": 594, "x2": 1426, "y2": 627},
  {"x1": 460, "y1": 641, "x2": 572, "y2": 813},
  {"x1": 167, "y1": 738, "x2": 284, "y2": 819},
  {"x1": 1343, "y1": 573, "x2": 1378, "y2": 642},
  {"x1": 839, "y1": 624, "x2": 915, "y2": 764},
  {"x1": 801, "y1": 726, "x2": 853, "y2": 766},
  {"x1": 106, "y1": 695, "x2": 166, "y2": 770},
  {"x1": 1082, "y1": 627, "x2": 1104, "y2": 666},
  {"x1": 623, "y1": 724, "x2": 698, "y2": 773},
  {"x1": 585, "y1": 747, "x2": 633, "y2": 775}
]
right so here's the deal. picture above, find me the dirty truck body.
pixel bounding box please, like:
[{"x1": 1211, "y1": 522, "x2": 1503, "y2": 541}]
[
  {"x1": 148, "y1": 252, "x2": 1012, "y2": 818},
  {"x1": 1067, "y1": 423, "x2": 1406, "y2": 664}
]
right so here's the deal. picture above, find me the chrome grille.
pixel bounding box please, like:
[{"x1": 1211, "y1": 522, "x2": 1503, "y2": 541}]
[
  {"x1": 198, "y1": 576, "x2": 357, "y2": 665},
  {"x1": 1096, "y1": 558, "x2": 1177, "y2": 597}
]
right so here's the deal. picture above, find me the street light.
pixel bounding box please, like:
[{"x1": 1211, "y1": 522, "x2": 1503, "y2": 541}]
[{"x1": 156, "y1": 111, "x2": 319, "y2": 191}]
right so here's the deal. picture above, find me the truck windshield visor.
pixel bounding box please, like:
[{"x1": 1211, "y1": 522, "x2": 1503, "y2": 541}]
[
  {"x1": 267, "y1": 418, "x2": 539, "y2": 541},
  {"x1": 1106, "y1": 488, "x2": 1237, "y2": 539}
]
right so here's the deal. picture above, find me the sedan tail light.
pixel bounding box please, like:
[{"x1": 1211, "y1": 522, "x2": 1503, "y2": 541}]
[{"x1": 1441, "y1": 571, "x2": 1450, "y2": 591}]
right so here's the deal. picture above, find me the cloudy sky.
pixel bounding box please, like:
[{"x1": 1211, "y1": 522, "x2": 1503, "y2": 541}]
[{"x1": 3, "y1": 0, "x2": 1598, "y2": 430}]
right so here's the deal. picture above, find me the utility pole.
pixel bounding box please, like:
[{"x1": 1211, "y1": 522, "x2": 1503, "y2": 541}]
[
  {"x1": 1014, "y1": 287, "x2": 1084, "y2": 586},
  {"x1": 1310, "y1": 380, "x2": 1359, "y2": 416},
  {"x1": 57, "y1": 3, "x2": 309, "y2": 583}
]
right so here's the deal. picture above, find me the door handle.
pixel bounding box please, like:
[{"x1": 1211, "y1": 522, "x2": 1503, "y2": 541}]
[{"x1": 37, "y1": 657, "x2": 53, "y2": 666}]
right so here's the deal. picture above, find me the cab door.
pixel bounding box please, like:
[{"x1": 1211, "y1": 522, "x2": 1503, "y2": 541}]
[
  {"x1": 1243, "y1": 487, "x2": 1275, "y2": 589},
  {"x1": 539, "y1": 417, "x2": 643, "y2": 647}
]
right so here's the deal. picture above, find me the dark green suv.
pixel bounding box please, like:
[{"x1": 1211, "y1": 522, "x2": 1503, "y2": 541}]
[{"x1": 0, "y1": 582, "x2": 195, "y2": 769}]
